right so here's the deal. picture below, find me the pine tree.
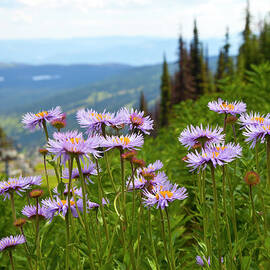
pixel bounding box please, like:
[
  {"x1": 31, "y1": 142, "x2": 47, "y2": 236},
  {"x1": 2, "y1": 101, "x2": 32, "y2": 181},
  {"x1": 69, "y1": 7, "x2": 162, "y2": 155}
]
[
  {"x1": 215, "y1": 28, "x2": 235, "y2": 90},
  {"x1": 259, "y1": 19, "x2": 270, "y2": 62},
  {"x1": 160, "y1": 55, "x2": 171, "y2": 127},
  {"x1": 172, "y1": 35, "x2": 195, "y2": 103},
  {"x1": 190, "y1": 19, "x2": 204, "y2": 96},
  {"x1": 237, "y1": 1, "x2": 260, "y2": 75},
  {"x1": 139, "y1": 91, "x2": 148, "y2": 114}
]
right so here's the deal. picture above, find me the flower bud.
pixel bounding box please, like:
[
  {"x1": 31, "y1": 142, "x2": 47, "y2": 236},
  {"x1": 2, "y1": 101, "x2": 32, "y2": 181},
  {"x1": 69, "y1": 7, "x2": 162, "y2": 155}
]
[
  {"x1": 13, "y1": 218, "x2": 26, "y2": 228},
  {"x1": 226, "y1": 115, "x2": 238, "y2": 124},
  {"x1": 121, "y1": 150, "x2": 137, "y2": 161},
  {"x1": 244, "y1": 171, "x2": 260, "y2": 186},
  {"x1": 29, "y1": 189, "x2": 44, "y2": 198},
  {"x1": 39, "y1": 148, "x2": 48, "y2": 156},
  {"x1": 131, "y1": 157, "x2": 145, "y2": 168}
]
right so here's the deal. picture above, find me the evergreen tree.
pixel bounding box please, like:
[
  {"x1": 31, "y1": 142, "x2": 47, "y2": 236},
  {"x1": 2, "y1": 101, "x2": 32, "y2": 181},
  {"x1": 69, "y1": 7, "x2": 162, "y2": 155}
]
[
  {"x1": 215, "y1": 28, "x2": 234, "y2": 90},
  {"x1": 237, "y1": 1, "x2": 260, "y2": 75},
  {"x1": 139, "y1": 91, "x2": 148, "y2": 114},
  {"x1": 190, "y1": 19, "x2": 204, "y2": 96},
  {"x1": 259, "y1": 19, "x2": 270, "y2": 62},
  {"x1": 160, "y1": 55, "x2": 171, "y2": 127},
  {"x1": 172, "y1": 35, "x2": 195, "y2": 104}
]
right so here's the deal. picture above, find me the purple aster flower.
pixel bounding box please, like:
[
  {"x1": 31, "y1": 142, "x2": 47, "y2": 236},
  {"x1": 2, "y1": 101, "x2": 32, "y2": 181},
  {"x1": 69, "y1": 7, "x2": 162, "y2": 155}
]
[
  {"x1": 196, "y1": 256, "x2": 210, "y2": 267},
  {"x1": 127, "y1": 171, "x2": 168, "y2": 191},
  {"x1": 22, "y1": 106, "x2": 63, "y2": 131},
  {"x1": 179, "y1": 125, "x2": 224, "y2": 149},
  {"x1": 47, "y1": 130, "x2": 101, "y2": 164},
  {"x1": 0, "y1": 177, "x2": 29, "y2": 200},
  {"x1": 62, "y1": 162, "x2": 97, "y2": 183},
  {"x1": 87, "y1": 197, "x2": 109, "y2": 210},
  {"x1": 0, "y1": 235, "x2": 26, "y2": 252},
  {"x1": 88, "y1": 201, "x2": 100, "y2": 209},
  {"x1": 136, "y1": 160, "x2": 163, "y2": 181},
  {"x1": 208, "y1": 98, "x2": 246, "y2": 116},
  {"x1": 142, "y1": 181, "x2": 188, "y2": 209},
  {"x1": 243, "y1": 124, "x2": 270, "y2": 148},
  {"x1": 24, "y1": 176, "x2": 42, "y2": 187},
  {"x1": 53, "y1": 184, "x2": 82, "y2": 197},
  {"x1": 117, "y1": 107, "x2": 153, "y2": 135},
  {"x1": 238, "y1": 112, "x2": 270, "y2": 128},
  {"x1": 77, "y1": 108, "x2": 117, "y2": 134},
  {"x1": 42, "y1": 196, "x2": 83, "y2": 222},
  {"x1": 101, "y1": 134, "x2": 144, "y2": 150},
  {"x1": 0, "y1": 175, "x2": 42, "y2": 200},
  {"x1": 196, "y1": 255, "x2": 223, "y2": 267},
  {"x1": 22, "y1": 204, "x2": 48, "y2": 219},
  {"x1": 185, "y1": 143, "x2": 242, "y2": 171}
]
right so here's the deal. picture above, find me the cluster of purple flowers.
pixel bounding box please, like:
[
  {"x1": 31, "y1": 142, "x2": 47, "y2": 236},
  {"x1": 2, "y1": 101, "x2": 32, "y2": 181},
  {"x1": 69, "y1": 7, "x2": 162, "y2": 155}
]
[
  {"x1": 22, "y1": 106, "x2": 64, "y2": 131},
  {"x1": 125, "y1": 160, "x2": 188, "y2": 209},
  {"x1": 0, "y1": 176, "x2": 42, "y2": 200},
  {"x1": 178, "y1": 99, "x2": 245, "y2": 172}
]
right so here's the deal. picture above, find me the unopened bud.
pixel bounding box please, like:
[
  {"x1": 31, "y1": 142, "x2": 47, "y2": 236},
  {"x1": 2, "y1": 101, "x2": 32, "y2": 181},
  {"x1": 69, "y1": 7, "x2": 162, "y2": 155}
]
[
  {"x1": 244, "y1": 171, "x2": 260, "y2": 186},
  {"x1": 13, "y1": 218, "x2": 26, "y2": 228},
  {"x1": 226, "y1": 115, "x2": 238, "y2": 124},
  {"x1": 131, "y1": 157, "x2": 145, "y2": 168},
  {"x1": 121, "y1": 150, "x2": 137, "y2": 161},
  {"x1": 29, "y1": 189, "x2": 44, "y2": 198},
  {"x1": 39, "y1": 148, "x2": 48, "y2": 156}
]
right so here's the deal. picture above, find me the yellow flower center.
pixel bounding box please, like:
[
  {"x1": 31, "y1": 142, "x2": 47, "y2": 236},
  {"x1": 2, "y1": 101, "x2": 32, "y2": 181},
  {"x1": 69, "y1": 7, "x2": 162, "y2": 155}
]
[
  {"x1": 59, "y1": 200, "x2": 75, "y2": 206},
  {"x1": 69, "y1": 137, "x2": 82, "y2": 144},
  {"x1": 251, "y1": 117, "x2": 264, "y2": 124},
  {"x1": 113, "y1": 137, "x2": 130, "y2": 145},
  {"x1": 130, "y1": 115, "x2": 143, "y2": 126},
  {"x1": 212, "y1": 152, "x2": 220, "y2": 158},
  {"x1": 220, "y1": 103, "x2": 234, "y2": 110},
  {"x1": 35, "y1": 111, "x2": 48, "y2": 117},
  {"x1": 263, "y1": 126, "x2": 270, "y2": 131},
  {"x1": 156, "y1": 191, "x2": 173, "y2": 200},
  {"x1": 91, "y1": 113, "x2": 111, "y2": 121},
  {"x1": 215, "y1": 146, "x2": 226, "y2": 151}
]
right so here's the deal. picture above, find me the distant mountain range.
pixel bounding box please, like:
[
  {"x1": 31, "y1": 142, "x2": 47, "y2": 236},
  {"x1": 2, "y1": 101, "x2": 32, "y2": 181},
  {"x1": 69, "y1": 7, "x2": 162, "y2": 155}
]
[
  {"x1": 0, "y1": 36, "x2": 240, "y2": 66},
  {"x1": 0, "y1": 58, "x2": 218, "y2": 148}
]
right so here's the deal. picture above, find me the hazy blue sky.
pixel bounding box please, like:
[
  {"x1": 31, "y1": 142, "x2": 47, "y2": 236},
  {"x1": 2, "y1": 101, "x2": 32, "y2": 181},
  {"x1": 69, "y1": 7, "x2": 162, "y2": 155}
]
[{"x1": 0, "y1": 0, "x2": 269, "y2": 40}]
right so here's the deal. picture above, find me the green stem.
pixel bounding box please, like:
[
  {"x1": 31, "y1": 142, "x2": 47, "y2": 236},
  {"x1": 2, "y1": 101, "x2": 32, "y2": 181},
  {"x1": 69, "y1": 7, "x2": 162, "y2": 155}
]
[
  {"x1": 65, "y1": 157, "x2": 74, "y2": 270},
  {"x1": 42, "y1": 120, "x2": 49, "y2": 141},
  {"x1": 228, "y1": 163, "x2": 242, "y2": 266},
  {"x1": 43, "y1": 155, "x2": 52, "y2": 199},
  {"x1": 136, "y1": 195, "x2": 142, "y2": 267},
  {"x1": 249, "y1": 185, "x2": 261, "y2": 237},
  {"x1": 232, "y1": 124, "x2": 237, "y2": 143},
  {"x1": 165, "y1": 208, "x2": 176, "y2": 270},
  {"x1": 202, "y1": 171, "x2": 210, "y2": 259},
  {"x1": 95, "y1": 159, "x2": 109, "y2": 241},
  {"x1": 159, "y1": 208, "x2": 172, "y2": 270},
  {"x1": 75, "y1": 156, "x2": 96, "y2": 270},
  {"x1": 20, "y1": 227, "x2": 33, "y2": 270},
  {"x1": 222, "y1": 166, "x2": 233, "y2": 269},
  {"x1": 148, "y1": 209, "x2": 159, "y2": 270},
  {"x1": 266, "y1": 137, "x2": 270, "y2": 188},
  {"x1": 65, "y1": 213, "x2": 70, "y2": 270},
  {"x1": 104, "y1": 151, "x2": 117, "y2": 193},
  {"x1": 10, "y1": 192, "x2": 16, "y2": 221},
  {"x1": 257, "y1": 184, "x2": 267, "y2": 239},
  {"x1": 35, "y1": 198, "x2": 41, "y2": 270},
  {"x1": 130, "y1": 161, "x2": 136, "y2": 223},
  {"x1": 210, "y1": 165, "x2": 221, "y2": 270},
  {"x1": 8, "y1": 251, "x2": 15, "y2": 270},
  {"x1": 255, "y1": 143, "x2": 259, "y2": 172},
  {"x1": 224, "y1": 114, "x2": 228, "y2": 134}
]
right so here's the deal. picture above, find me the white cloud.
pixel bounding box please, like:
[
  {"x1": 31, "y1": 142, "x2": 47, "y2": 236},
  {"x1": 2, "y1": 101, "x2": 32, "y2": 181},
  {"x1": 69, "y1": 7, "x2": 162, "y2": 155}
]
[{"x1": 0, "y1": 0, "x2": 269, "y2": 39}]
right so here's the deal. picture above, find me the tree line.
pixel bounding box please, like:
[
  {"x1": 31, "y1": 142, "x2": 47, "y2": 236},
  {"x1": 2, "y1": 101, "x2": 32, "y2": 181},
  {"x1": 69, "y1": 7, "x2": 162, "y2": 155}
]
[{"x1": 140, "y1": 1, "x2": 270, "y2": 129}]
